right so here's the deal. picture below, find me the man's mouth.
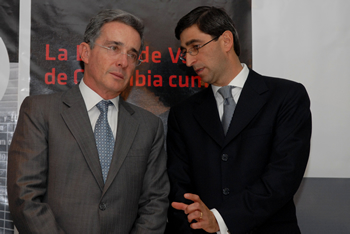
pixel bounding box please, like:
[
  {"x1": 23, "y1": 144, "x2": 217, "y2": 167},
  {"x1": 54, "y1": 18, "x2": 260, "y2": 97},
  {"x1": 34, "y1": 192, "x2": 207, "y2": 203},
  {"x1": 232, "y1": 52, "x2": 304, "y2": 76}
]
[
  {"x1": 110, "y1": 71, "x2": 124, "y2": 79},
  {"x1": 195, "y1": 67, "x2": 204, "y2": 74}
]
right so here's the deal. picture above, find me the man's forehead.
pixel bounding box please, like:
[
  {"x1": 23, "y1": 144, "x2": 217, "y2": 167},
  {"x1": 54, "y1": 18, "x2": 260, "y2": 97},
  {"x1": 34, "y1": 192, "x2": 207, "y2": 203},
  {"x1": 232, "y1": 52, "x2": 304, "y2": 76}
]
[
  {"x1": 99, "y1": 22, "x2": 141, "y2": 51},
  {"x1": 179, "y1": 25, "x2": 209, "y2": 47}
]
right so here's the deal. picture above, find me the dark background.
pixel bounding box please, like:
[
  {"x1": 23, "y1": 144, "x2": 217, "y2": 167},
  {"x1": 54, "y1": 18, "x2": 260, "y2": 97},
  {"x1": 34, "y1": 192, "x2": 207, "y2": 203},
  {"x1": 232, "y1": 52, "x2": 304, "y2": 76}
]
[{"x1": 29, "y1": 0, "x2": 252, "y2": 115}]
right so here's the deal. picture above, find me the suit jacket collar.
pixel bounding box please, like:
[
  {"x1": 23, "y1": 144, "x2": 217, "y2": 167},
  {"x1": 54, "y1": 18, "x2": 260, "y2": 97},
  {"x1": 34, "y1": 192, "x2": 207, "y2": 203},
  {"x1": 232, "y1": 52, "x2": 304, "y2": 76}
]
[
  {"x1": 60, "y1": 86, "x2": 140, "y2": 193},
  {"x1": 193, "y1": 69, "x2": 269, "y2": 148},
  {"x1": 224, "y1": 69, "x2": 268, "y2": 146},
  {"x1": 60, "y1": 85, "x2": 105, "y2": 190},
  {"x1": 193, "y1": 87, "x2": 225, "y2": 147},
  {"x1": 102, "y1": 98, "x2": 139, "y2": 194}
]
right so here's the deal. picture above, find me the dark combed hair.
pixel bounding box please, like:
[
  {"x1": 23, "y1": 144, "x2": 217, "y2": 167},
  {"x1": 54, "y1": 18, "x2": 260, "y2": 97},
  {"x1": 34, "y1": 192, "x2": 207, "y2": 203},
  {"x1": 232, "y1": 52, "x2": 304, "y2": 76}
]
[
  {"x1": 175, "y1": 6, "x2": 240, "y2": 56},
  {"x1": 83, "y1": 9, "x2": 144, "y2": 52}
]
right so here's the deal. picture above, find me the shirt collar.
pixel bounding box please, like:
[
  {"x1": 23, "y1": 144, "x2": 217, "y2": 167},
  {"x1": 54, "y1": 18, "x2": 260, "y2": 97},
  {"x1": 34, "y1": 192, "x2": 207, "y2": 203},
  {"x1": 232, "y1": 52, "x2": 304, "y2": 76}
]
[
  {"x1": 211, "y1": 63, "x2": 249, "y2": 94},
  {"x1": 79, "y1": 78, "x2": 119, "y2": 111}
]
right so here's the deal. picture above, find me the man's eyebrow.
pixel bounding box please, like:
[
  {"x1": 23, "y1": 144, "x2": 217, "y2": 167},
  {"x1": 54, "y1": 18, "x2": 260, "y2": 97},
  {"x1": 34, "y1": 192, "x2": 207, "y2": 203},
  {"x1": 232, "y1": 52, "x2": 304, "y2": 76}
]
[
  {"x1": 180, "y1": 39, "x2": 202, "y2": 50},
  {"x1": 185, "y1": 39, "x2": 202, "y2": 47},
  {"x1": 109, "y1": 41, "x2": 139, "y2": 54},
  {"x1": 109, "y1": 41, "x2": 124, "y2": 46}
]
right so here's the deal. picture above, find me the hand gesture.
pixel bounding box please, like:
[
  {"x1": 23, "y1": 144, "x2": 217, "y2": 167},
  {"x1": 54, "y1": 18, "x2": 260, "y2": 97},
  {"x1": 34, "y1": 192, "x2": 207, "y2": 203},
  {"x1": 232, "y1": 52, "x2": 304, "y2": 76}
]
[{"x1": 172, "y1": 193, "x2": 220, "y2": 233}]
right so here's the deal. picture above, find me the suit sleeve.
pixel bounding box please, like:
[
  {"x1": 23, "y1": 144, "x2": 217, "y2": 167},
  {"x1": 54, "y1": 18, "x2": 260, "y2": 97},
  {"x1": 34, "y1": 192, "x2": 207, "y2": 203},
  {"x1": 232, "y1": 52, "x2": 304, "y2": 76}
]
[
  {"x1": 130, "y1": 117, "x2": 170, "y2": 234},
  {"x1": 7, "y1": 97, "x2": 65, "y2": 234},
  {"x1": 218, "y1": 83, "x2": 312, "y2": 233}
]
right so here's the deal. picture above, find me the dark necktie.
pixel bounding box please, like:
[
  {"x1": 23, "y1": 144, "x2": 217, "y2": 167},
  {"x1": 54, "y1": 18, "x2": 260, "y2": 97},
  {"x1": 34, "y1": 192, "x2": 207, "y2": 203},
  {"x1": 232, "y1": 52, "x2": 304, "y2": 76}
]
[
  {"x1": 218, "y1": 86, "x2": 236, "y2": 135},
  {"x1": 94, "y1": 100, "x2": 115, "y2": 182}
]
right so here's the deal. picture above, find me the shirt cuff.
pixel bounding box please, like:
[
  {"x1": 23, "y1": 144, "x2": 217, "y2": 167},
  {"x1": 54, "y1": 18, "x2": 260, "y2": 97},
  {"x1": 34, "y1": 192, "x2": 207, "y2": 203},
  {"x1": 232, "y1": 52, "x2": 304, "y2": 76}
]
[{"x1": 211, "y1": 208, "x2": 229, "y2": 234}]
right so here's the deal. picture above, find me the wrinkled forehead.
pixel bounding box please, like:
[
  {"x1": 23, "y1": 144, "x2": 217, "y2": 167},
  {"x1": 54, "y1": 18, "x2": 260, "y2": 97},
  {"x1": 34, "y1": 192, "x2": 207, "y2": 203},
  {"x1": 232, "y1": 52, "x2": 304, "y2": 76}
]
[{"x1": 99, "y1": 21, "x2": 142, "y2": 52}]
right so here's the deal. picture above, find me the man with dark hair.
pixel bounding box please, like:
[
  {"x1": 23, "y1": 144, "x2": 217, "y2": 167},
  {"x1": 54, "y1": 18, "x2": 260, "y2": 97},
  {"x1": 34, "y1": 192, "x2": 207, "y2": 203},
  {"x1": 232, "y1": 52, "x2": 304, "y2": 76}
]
[
  {"x1": 166, "y1": 6, "x2": 311, "y2": 234},
  {"x1": 8, "y1": 9, "x2": 169, "y2": 233}
]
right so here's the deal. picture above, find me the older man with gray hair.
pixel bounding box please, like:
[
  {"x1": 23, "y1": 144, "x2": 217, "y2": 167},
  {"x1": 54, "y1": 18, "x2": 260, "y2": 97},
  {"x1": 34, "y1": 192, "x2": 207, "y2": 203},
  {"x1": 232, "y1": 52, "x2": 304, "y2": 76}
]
[{"x1": 8, "y1": 9, "x2": 169, "y2": 234}]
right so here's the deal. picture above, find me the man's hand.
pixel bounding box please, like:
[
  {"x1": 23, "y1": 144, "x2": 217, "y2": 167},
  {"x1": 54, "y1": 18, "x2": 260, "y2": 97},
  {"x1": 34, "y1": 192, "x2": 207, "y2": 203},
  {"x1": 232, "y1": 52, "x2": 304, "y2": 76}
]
[{"x1": 172, "y1": 193, "x2": 220, "y2": 233}]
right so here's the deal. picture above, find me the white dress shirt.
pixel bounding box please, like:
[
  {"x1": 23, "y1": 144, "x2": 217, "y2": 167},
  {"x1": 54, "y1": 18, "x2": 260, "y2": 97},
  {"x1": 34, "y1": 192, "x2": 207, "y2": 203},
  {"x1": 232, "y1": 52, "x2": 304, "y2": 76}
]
[
  {"x1": 211, "y1": 63, "x2": 249, "y2": 120},
  {"x1": 210, "y1": 63, "x2": 249, "y2": 234},
  {"x1": 79, "y1": 79, "x2": 119, "y2": 139}
]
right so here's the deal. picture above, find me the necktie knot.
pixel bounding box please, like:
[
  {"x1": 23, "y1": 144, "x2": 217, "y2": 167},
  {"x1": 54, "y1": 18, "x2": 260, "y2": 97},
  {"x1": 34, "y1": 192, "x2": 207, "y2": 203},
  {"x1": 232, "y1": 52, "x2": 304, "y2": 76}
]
[
  {"x1": 218, "y1": 86, "x2": 233, "y2": 100},
  {"x1": 96, "y1": 100, "x2": 113, "y2": 114}
]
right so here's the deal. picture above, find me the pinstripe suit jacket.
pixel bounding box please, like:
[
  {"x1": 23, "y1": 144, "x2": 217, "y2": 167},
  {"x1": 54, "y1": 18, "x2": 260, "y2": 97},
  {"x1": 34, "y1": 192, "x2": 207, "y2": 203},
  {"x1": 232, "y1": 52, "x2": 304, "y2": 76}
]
[{"x1": 7, "y1": 85, "x2": 169, "y2": 234}]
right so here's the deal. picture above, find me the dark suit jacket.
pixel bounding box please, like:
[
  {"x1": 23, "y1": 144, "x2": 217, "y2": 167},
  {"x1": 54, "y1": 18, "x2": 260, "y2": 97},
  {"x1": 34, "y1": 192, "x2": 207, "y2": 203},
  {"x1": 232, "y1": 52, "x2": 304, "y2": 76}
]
[
  {"x1": 7, "y1": 85, "x2": 169, "y2": 234},
  {"x1": 166, "y1": 70, "x2": 311, "y2": 234}
]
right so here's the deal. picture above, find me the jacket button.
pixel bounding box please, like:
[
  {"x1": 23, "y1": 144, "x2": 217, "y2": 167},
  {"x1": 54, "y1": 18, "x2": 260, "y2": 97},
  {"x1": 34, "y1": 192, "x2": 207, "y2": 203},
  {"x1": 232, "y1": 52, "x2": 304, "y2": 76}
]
[
  {"x1": 223, "y1": 188, "x2": 230, "y2": 195},
  {"x1": 221, "y1": 154, "x2": 228, "y2": 161},
  {"x1": 99, "y1": 202, "x2": 107, "y2": 211}
]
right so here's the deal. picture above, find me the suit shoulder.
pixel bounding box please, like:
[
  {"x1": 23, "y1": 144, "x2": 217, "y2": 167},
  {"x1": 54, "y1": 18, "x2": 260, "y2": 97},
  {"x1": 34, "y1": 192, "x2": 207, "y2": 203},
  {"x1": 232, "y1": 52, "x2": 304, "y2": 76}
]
[
  {"x1": 20, "y1": 91, "x2": 64, "y2": 111},
  {"x1": 170, "y1": 88, "x2": 209, "y2": 112},
  {"x1": 254, "y1": 70, "x2": 303, "y2": 86},
  {"x1": 123, "y1": 101, "x2": 160, "y2": 122},
  {"x1": 24, "y1": 91, "x2": 63, "y2": 101},
  {"x1": 251, "y1": 70, "x2": 308, "y2": 94}
]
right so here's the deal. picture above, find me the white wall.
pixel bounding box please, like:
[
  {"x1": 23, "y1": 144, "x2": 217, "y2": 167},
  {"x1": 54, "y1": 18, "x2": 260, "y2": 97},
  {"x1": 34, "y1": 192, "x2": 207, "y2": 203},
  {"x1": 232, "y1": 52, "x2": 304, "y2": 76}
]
[{"x1": 252, "y1": 0, "x2": 350, "y2": 178}]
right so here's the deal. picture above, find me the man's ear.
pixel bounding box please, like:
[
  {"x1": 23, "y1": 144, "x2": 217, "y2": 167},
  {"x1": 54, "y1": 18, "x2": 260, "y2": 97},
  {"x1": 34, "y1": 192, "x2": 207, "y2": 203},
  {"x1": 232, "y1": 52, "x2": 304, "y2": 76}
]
[
  {"x1": 79, "y1": 42, "x2": 91, "y2": 64},
  {"x1": 222, "y1": 30, "x2": 234, "y2": 52}
]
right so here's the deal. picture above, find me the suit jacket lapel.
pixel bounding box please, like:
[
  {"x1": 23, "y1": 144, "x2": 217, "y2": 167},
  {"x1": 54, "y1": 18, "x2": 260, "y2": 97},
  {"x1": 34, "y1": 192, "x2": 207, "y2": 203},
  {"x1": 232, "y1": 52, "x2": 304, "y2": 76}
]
[
  {"x1": 60, "y1": 85, "x2": 104, "y2": 190},
  {"x1": 103, "y1": 98, "x2": 139, "y2": 192},
  {"x1": 193, "y1": 87, "x2": 225, "y2": 147},
  {"x1": 224, "y1": 70, "x2": 269, "y2": 146}
]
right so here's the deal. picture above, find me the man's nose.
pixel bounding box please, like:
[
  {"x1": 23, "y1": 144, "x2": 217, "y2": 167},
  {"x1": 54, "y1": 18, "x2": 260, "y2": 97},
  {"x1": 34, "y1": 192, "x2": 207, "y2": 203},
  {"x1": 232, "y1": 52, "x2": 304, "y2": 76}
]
[
  {"x1": 116, "y1": 53, "x2": 129, "y2": 67},
  {"x1": 186, "y1": 55, "x2": 196, "y2": 67}
]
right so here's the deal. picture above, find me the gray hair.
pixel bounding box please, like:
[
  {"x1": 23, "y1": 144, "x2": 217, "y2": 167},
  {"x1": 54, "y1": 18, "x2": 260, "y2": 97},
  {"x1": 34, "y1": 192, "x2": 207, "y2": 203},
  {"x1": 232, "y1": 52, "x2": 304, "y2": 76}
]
[{"x1": 83, "y1": 9, "x2": 144, "y2": 52}]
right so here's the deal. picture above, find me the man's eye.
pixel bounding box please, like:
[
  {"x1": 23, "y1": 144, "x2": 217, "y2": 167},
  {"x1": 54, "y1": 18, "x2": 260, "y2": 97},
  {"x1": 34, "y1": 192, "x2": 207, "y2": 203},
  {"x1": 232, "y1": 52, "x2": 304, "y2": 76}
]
[
  {"x1": 110, "y1": 46, "x2": 119, "y2": 52},
  {"x1": 192, "y1": 45, "x2": 200, "y2": 50},
  {"x1": 129, "y1": 54, "x2": 137, "y2": 60}
]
